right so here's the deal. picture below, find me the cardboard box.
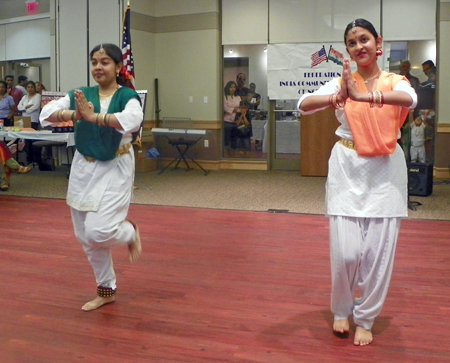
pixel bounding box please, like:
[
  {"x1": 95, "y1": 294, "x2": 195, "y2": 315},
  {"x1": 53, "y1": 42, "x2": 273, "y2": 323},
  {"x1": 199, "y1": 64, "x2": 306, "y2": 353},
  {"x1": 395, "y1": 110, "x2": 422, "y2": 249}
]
[
  {"x1": 14, "y1": 116, "x2": 31, "y2": 128},
  {"x1": 134, "y1": 143, "x2": 157, "y2": 172}
]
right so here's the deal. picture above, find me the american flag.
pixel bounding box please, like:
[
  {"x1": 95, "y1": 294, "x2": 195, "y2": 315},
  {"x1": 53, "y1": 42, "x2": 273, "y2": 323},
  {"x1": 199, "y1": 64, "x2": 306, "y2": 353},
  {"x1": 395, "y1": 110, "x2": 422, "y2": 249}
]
[
  {"x1": 311, "y1": 46, "x2": 327, "y2": 68},
  {"x1": 121, "y1": 5, "x2": 135, "y2": 89}
]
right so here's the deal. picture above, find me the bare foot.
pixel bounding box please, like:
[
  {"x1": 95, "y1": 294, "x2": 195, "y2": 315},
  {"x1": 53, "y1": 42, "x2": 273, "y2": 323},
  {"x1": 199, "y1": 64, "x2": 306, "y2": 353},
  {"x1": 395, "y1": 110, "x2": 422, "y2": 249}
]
[
  {"x1": 127, "y1": 219, "x2": 142, "y2": 263},
  {"x1": 81, "y1": 296, "x2": 115, "y2": 311},
  {"x1": 333, "y1": 319, "x2": 350, "y2": 334},
  {"x1": 354, "y1": 326, "x2": 373, "y2": 346}
]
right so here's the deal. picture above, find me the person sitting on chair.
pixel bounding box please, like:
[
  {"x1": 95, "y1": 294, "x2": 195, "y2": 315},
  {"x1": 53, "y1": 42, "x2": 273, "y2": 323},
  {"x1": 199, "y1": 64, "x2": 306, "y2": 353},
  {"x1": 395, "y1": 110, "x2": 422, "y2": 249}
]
[{"x1": 0, "y1": 141, "x2": 31, "y2": 191}]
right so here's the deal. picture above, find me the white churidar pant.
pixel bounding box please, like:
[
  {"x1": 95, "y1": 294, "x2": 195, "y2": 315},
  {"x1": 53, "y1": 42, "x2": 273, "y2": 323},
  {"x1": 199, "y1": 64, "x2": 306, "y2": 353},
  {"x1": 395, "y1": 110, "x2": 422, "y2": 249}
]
[
  {"x1": 69, "y1": 152, "x2": 136, "y2": 290},
  {"x1": 329, "y1": 215, "x2": 401, "y2": 330}
]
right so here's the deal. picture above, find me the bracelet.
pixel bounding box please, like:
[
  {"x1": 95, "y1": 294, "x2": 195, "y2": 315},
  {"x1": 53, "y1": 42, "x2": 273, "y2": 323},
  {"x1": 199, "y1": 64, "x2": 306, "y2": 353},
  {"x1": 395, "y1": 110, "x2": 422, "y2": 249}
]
[
  {"x1": 377, "y1": 91, "x2": 384, "y2": 108},
  {"x1": 104, "y1": 113, "x2": 111, "y2": 127},
  {"x1": 100, "y1": 113, "x2": 106, "y2": 126},
  {"x1": 329, "y1": 92, "x2": 345, "y2": 109},
  {"x1": 368, "y1": 92, "x2": 374, "y2": 108},
  {"x1": 70, "y1": 111, "x2": 76, "y2": 122},
  {"x1": 61, "y1": 110, "x2": 67, "y2": 120},
  {"x1": 56, "y1": 110, "x2": 63, "y2": 122},
  {"x1": 96, "y1": 113, "x2": 101, "y2": 125}
]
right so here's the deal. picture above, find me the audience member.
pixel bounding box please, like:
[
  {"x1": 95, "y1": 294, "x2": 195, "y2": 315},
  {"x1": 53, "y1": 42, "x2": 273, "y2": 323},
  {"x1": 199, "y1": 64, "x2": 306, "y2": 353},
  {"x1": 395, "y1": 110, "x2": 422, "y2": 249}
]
[
  {"x1": 248, "y1": 82, "x2": 261, "y2": 110},
  {"x1": 399, "y1": 60, "x2": 419, "y2": 91},
  {"x1": 0, "y1": 140, "x2": 31, "y2": 191},
  {"x1": 16, "y1": 75, "x2": 28, "y2": 95},
  {"x1": 223, "y1": 80, "x2": 241, "y2": 157},
  {"x1": 18, "y1": 81, "x2": 42, "y2": 130},
  {"x1": 4, "y1": 75, "x2": 24, "y2": 115},
  {"x1": 235, "y1": 73, "x2": 251, "y2": 110},
  {"x1": 422, "y1": 60, "x2": 436, "y2": 83},
  {"x1": 35, "y1": 82, "x2": 46, "y2": 94},
  {"x1": 0, "y1": 80, "x2": 16, "y2": 127},
  {"x1": 18, "y1": 81, "x2": 42, "y2": 165}
]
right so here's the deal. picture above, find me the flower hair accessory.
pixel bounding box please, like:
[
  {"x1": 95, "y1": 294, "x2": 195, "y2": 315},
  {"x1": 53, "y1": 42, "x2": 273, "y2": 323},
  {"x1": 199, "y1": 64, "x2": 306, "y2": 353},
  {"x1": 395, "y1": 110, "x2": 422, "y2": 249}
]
[{"x1": 119, "y1": 67, "x2": 132, "y2": 81}]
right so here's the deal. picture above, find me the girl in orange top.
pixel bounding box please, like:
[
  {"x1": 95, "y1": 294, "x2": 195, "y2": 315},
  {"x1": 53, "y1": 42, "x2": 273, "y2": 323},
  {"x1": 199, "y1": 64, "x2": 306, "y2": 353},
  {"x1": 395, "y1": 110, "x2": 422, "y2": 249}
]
[{"x1": 298, "y1": 19, "x2": 417, "y2": 346}]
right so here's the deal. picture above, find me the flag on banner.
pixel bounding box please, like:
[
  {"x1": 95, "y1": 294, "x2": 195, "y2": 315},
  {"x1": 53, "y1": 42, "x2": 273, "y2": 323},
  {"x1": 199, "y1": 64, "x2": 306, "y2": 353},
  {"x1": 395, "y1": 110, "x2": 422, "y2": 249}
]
[
  {"x1": 121, "y1": 6, "x2": 135, "y2": 89},
  {"x1": 311, "y1": 46, "x2": 327, "y2": 68},
  {"x1": 328, "y1": 46, "x2": 344, "y2": 66}
]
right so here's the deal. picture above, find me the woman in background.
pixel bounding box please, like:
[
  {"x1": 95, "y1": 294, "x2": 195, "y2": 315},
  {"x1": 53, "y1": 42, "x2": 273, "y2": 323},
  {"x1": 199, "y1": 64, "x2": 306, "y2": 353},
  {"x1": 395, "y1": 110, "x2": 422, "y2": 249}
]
[
  {"x1": 223, "y1": 80, "x2": 241, "y2": 157},
  {"x1": 40, "y1": 43, "x2": 143, "y2": 312},
  {"x1": 36, "y1": 82, "x2": 46, "y2": 94},
  {"x1": 0, "y1": 80, "x2": 16, "y2": 127},
  {"x1": 298, "y1": 19, "x2": 417, "y2": 346},
  {"x1": 18, "y1": 81, "x2": 42, "y2": 130}
]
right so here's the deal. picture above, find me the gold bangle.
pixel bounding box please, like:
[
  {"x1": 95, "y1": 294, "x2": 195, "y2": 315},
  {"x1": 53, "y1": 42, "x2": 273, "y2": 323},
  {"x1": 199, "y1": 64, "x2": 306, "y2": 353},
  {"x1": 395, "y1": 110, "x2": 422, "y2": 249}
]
[
  {"x1": 56, "y1": 110, "x2": 62, "y2": 122},
  {"x1": 71, "y1": 111, "x2": 76, "y2": 122},
  {"x1": 104, "y1": 114, "x2": 110, "y2": 127},
  {"x1": 101, "y1": 113, "x2": 106, "y2": 126},
  {"x1": 96, "y1": 113, "x2": 101, "y2": 125}
]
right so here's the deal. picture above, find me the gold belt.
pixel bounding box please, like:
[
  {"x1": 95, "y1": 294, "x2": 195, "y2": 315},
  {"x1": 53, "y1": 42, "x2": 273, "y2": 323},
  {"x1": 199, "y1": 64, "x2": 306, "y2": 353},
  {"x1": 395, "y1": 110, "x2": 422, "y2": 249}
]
[
  {"x1": 339, "y1": 138, "x2": 356, "y2": 150},
  {"x1": 83, "y1": 143, "x2": 132, "y2": 163}
]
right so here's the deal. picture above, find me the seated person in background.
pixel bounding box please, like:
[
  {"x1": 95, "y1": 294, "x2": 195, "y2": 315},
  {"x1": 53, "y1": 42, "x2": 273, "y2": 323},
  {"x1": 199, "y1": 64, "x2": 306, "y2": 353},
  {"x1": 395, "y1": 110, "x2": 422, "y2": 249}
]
[
  {"x1": 0, "y1": 141, "x2": 31, "y2": 191},
  {"x1": 410, "y1": 116, "x2": 426, "y2": 164},
  {"x1": 0, "y1": 80, "x2": 16, "y2": 127},
  {"x1": 235, "y1": 108, "x2": 252, "y2": 156}
]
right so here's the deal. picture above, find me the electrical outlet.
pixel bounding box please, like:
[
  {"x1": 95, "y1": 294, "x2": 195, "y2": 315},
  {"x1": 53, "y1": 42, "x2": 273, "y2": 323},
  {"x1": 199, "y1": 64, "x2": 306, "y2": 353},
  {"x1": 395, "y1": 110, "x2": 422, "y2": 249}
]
[{"x1": 204, "y1": 139, "x2": 209, "y2": 147}]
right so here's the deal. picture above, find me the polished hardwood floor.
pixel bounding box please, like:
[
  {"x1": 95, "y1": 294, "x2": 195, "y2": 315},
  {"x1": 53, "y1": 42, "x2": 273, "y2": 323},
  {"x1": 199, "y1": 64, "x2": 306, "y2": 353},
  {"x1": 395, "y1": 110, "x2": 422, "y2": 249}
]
[{"x1": 1, "y1": 196, "x2": 450, "y2": 362}]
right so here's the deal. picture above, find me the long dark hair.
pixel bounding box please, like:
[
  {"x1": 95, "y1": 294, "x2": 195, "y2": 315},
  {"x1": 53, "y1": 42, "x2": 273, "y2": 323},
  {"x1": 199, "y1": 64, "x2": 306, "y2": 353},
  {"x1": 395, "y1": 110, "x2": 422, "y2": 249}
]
[
  {"x1": 224, "y1": 81, "x2": 237, "y2": 98},
  {"x1": 90, "y1": 43, "x2": 128, "y2": 87},
  {"x1": 344, "y1": 19, "x2": 378, "y2": 42}
]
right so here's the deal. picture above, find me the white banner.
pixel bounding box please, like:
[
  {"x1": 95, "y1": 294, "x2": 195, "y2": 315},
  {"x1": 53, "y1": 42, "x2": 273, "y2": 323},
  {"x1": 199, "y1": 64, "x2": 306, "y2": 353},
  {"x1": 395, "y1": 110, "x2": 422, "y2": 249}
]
[{"x1": 267, "y1": 43, "x2": 390, "y2": 100}]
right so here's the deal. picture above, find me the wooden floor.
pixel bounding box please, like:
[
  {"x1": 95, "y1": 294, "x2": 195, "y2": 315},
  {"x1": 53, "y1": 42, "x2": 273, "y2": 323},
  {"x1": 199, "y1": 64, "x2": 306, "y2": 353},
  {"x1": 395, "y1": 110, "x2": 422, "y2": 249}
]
[{"x1": 1, "y1": 196, "x2": 450, "y2": 363}]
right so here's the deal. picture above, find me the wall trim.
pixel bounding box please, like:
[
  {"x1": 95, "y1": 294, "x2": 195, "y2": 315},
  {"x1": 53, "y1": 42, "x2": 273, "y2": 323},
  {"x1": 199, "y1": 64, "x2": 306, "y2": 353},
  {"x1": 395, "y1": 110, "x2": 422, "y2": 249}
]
[
  {"x1": 437, "y1": 123, "x2": 450, "y2": 133},
  {"x1": 435, "y1": 167, "x2": 450, "y2": 180}
]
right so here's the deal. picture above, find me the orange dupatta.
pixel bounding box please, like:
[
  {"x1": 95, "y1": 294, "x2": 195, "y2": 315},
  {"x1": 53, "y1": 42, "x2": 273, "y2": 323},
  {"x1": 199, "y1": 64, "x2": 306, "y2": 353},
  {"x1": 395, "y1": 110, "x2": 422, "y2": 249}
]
[{"x1": 344, "y1": 71, "x2": 410, "y2": 157}]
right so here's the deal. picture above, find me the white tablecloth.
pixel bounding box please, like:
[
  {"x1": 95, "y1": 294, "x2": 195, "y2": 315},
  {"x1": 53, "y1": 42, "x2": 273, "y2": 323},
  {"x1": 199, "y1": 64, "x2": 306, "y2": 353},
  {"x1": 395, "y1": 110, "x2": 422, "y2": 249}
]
[
  {"x1": 262, "y1": 120, "x2": 300, "y2": 154},
  {"x1": 0, "y1": 130, "x2": 75, "y2": 147},
  {"x1": 251, "y1": 119, "x2": 267, "y2": 142}
]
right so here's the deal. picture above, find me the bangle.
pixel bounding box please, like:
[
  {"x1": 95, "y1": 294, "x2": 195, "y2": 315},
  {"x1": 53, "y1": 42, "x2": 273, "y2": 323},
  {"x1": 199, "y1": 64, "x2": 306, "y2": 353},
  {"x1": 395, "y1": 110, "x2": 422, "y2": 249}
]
[
  {"x1": 56, "y1": 110, "x2": 63, "y2": 122},
  {"x1": 329, "y1": 93, "x2": 338, "y2": 109},
  {"x1": 368, "y1": 92, "x2": 374, "y2": 108},
  {"x1": 104, "y1": 114, "x2": 111, "y2": 127},
  {"x1": 70, "y1": 111, "x2": 76, "y2": 122},
  {"x1": 329, "y1": 92, "x2": 345, "y2": 109},
  {"x1": 377, "y1": 91, "x2": 384, "y2": 108},
  {"x1": 96, "y1": 113, "x2": 101, "y2": 125},
  {"x1": 61, "y1": 110, "x2": 67, "y2": 121},
  {"x1": 100, "y1": 113, "x2": 106, "y2": 126}
]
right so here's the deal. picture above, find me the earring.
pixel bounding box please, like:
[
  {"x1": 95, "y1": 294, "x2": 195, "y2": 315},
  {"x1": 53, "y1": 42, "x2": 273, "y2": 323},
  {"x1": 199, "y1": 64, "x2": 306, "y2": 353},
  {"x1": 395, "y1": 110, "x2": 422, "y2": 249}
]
[{"x1": 376, "y1": 48, "x2": 383, "y2": 56}]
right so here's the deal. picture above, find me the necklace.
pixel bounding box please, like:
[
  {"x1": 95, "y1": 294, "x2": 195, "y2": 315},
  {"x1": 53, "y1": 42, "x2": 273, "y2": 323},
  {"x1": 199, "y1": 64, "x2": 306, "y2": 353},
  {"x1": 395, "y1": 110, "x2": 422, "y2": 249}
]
[
  {"x1": 99, "y1": 87, "x2": 118, "y2": 98},
  {"x1": 363, "y1": 71, "x2": 381, "y2": 84}
]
